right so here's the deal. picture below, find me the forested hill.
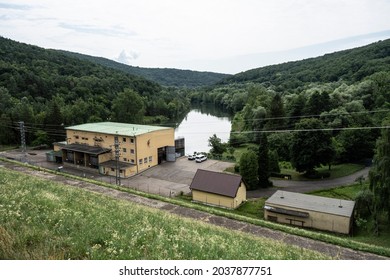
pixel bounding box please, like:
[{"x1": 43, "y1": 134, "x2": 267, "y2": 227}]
[
  {"x1": 219, "y1": 38, "x2": 390, "y2": 89},
  {"x1": 60, "y1": 51, "x2": 230, "y2": 88},
  {"x1": 0, "y1": 36, "x2": 192, "y2": 146}
]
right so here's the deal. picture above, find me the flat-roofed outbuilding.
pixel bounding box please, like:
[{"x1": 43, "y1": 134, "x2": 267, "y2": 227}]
[{"x1": 264, "y1": 190, "x2": 355, "y2": 234}]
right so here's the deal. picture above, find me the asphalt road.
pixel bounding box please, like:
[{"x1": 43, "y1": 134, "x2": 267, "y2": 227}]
[{"x1": 247, "y1": 167, "x2": 370, "y2": 198}]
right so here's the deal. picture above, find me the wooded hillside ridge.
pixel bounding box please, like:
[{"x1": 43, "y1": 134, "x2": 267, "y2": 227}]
[
  {"x1": 0, "y1": 36, "x2": 191, "y2": 145},
  {"x1": 219, "y1": 38, "x2": 390, "y2": 89},
  {"x1": 60, "y1": 50, "x2": 231, "y2": 88}
]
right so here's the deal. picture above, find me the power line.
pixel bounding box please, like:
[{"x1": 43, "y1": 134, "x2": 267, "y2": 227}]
[{"x1": 232, "y1": 125, "x2": 390, "y2": 134}]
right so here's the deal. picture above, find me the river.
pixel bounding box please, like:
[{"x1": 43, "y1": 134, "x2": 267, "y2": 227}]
[{"x1": 174, "y1": 105, "x2": 232, "y2": 155}]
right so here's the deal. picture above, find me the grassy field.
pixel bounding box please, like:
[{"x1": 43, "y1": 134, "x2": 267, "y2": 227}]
[
  {"x1": 279, "y1": 163, "x2": 365, "y2": 181},
  {"x1": 0, "y1": 168, "x2": 329, "y2": 260}
]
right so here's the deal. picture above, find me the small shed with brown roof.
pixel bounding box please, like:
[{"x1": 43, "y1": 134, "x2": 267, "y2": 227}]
[{"x1": 190, "y1": 169, "x2": 247, "y2": 209}]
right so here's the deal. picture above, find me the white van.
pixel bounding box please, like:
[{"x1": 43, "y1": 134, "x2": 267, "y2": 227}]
[{"x1": 195, "y1": 154, "x2": 207, "y2": 163}]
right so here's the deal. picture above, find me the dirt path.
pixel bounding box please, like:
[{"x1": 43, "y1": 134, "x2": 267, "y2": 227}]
[{"x1": 1, "y1": 160, "x2": 387, "y2": 260}]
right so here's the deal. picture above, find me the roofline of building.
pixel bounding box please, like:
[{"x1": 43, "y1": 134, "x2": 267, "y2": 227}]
[
  {"x1": 65, "y1": 122, "x2": 173, "y2": 137},
  {"x1": 190, "y1": 169, "x2": 244, "y2": 198}
]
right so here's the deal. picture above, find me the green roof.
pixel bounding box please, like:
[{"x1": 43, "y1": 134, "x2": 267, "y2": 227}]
[{"x1": 66, "y1": 122, "x2": 172, "y2": 137}]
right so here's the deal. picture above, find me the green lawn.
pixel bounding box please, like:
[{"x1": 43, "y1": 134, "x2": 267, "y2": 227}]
[
  {"x1": 0, "y1": 145, "x2": 18, "y2": 152},
  {"x1": 228, "y1": 145, "x2": 365, "y2": 181},
  {"x1": 0, "y1": 168, "x2": 329, "y2": 260},
  {"x1": 235, "y1": 198, "x2": 267, "y2": 219},
  {"x1": 279, "y1": 163, "x2": 365, "y2": 181},
  {"x1": 309, "y1": 183, "x2": 390, "y2": 249}
]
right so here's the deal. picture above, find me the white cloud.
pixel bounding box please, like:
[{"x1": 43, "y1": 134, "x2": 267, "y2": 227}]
[
  {"x1": 116, "y1": 50, "x2": 140, "y2": 64},
  {"x1": 1, "y1": 0, "x2": 390, "y2": 73}
]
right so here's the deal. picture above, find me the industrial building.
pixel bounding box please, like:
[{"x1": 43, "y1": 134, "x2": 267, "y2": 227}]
[
  {"x1": 52, "y1": 122, "x2": 181, "y2": 178},
  {"x1": 264, "y1": 190, "x2": 355, "y2": 234},
  {"x1": 190, "y1": 169, "x2": 247, "y2": 209}
]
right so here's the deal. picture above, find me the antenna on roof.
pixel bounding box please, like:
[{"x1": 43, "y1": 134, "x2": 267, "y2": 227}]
[
  {"x1": 339, "y1": 199, "x2": 343, "y2": 208},
  {"x1": 280, "y1": 191, "x2": 284, "y2": 199}
]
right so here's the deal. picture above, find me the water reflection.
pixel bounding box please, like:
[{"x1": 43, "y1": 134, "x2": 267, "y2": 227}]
[{"x1": 174, "y1": 105, "x2": 232, "y2": 155}]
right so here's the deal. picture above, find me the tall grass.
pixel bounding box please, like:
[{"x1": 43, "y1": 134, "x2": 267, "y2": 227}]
[{"x1": 0, "y1": 168, "x2": 329, "y2": 260}]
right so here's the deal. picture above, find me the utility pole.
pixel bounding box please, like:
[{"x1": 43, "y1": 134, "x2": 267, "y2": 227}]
[
  {"x1": 19, "y1": 121, "x2": 27, "y2": 163},
  {"x1": 114, "y1": 134, "x2": 121, "y2": 185}
]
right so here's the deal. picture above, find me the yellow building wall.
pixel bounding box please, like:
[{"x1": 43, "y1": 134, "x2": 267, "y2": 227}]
[
  {"x1": 135, "y1": 129, "x2": 174, "y2": 172},
  {"x1": 264, "y1": 203, "x2": 352, "y2": 234},
  {"x1": 100, "y1": 165, "x2": 137, "y2": 178},
  {"x1": 53, "y1": 144, "x2": 61, "y2": 152},
  {"x1": 192, "y1": 182, "x2": 246, "y2": 209},
  {"x1": 98, "y1": 152, "x2": 112, "y2": 163},
  {"x1": 235, "y1": 182, "x2": 247, "y2": 207}
]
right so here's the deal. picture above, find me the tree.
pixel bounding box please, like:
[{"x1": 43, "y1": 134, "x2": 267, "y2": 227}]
[
  {"x1": 251, "y1": 106, "x2": 266, "y2": 143},
  {"x1": 268, "y1": 132, "x2": 293, "y2": 161},
  {"x1": 239, "y1": 150, "x2": 259, "y2": 190},
  {"x1": 369, "y1": 119, "x2": 390, "y2": 232},
  {"x1": 208, "y1": 134, "x2": 226, "y2": 156},
  {"x1": 111, "y1": 89, "x2": 145, "y2": 123},
  {"x1": 304, "y1": 90, "x2": 331, "y2": 116},
  {"x1": 290, "y1": 118, "x2": 335, "y2": 174},
  {"x1": 258, "y1": 133, "x2": 271, "y2": 188},
  {"x1": 31, "y1": 130, "x2": 50, "y2": 146},
  {"x1": 44, "y1": 98, "x2": 64, "y2": 143},
  {"x1": 266, "y1": 93, "x2": 285, "y2": 131},
  {"x1": 269, "y1": 149, "x2": 281, "y2": 174},
  {"x1": 337, "y1": 129, "x2": 377, "y2": 162},
  {"x1": 286, "y1": 93, "x2": 305, "y2": 127}
]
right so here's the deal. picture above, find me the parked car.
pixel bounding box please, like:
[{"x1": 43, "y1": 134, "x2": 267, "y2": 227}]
[
  {"x1": 187, "y1": 153, "x2": 198, "y2": 160},
  {"x1": 195, "y1": 154, "x2": 207, "y2": 163}
]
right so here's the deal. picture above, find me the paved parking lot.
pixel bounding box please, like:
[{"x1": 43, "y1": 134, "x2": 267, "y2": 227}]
[
  {"x1": 131, "y1": 157, "x2": 235, "y2": 196},
  {"x1": 0, "y1": 149, "x2": 235, "y2": 197}
]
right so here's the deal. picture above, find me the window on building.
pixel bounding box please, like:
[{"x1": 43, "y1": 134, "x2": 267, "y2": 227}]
[
  {"x1": 268, "y1": 216, "x2": 277, "y2": 222},
  {"x1": 139, "y1": 159, "x2": 143, "y2": 164},
  {"x1": 75, "y1": 135, "x2": 79, "y2": 139},
  {"x1": 130, "y1": 149, "x2": 135, "y2": 154},
  {"x1": 130, "y1": 138, "x2": 134, "y2": 144},
  {"x1": 130, "y1": 159, "x2": 135, "y2": 164},
  {"x1": 123, "y1": 148, "x2": 127, "y2": 153},
  {"x1": 123, "y1": 137, "x2": 126, "y2": 142},
  {"x1": 123, "y1": 157, "x2": 127, "y2": 162},
  {"x1": 149, "y1": 156, "x2": 152, "y2": 162},
  {"x1": 144, "y1": 157, "x2": 147, "y2": 163},
  {"x1": 111, "y1": 168, "x2": 115, "y2": 172}
]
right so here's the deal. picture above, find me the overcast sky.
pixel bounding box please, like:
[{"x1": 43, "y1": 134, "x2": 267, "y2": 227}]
[{"x1": 1, "y1": 0, "x2": 390, "y2": 74}]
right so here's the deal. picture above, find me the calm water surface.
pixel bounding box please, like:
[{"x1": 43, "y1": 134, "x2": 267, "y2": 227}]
[{"x1": 175, "y1": 108, "x2": 231, "y2": 155}]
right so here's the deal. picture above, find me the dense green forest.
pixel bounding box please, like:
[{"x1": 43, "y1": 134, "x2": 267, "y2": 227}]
[
  {"x1": 192, "y1": 39, "x2": 390, "y2": 173},
  {"x1": 1, "y1": 35, "x2": 390, "y2": 168},
  {"x1": 0, "y1": 37, "x2": 193, "y2": 145},
  {"x1": 60, "y1": 51, "x2": 231, "y2": 88},
  {"x1": 219, "y1": 39, "x2": 390, "y2": 89}
]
